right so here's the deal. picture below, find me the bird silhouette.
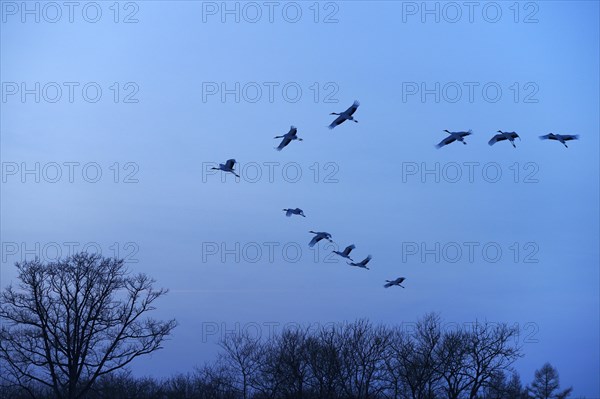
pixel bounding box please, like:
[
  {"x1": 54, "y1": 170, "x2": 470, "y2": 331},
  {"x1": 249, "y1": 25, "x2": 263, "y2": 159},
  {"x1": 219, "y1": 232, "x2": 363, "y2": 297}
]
[
  {"x1": 539, "y1": 133, "x2": 579, "y2": 148},
  {"x1": 211, "y1": 159, "x2": 239, "y2": 178},
  {"x1": 308, "y1": 231, "x2": 333, "y2": 247},
  {"x1": 348, "y1": 255, "x2": 372, "y2": 270},
  {"x1": 489, "y1": 130, "x2": 520, "y2": 148},
  {"x1": 275, "y1": 126, "x2": 303, "y2": 151},
  {"x1": 332, "y1": 244, "x2": 355, "y2": 261},
  {"x1": 328, "y1": 100, "x2": 359, "y2": 129},
  {"x1": 384, "y1": 277, "x2": 406, "y2": 288},
  {"x1": 436, "y1": 130, "x2": 472, "y2": 148},
  {"x1": 283, "y1": 208, "x2": 305, "y2": 217}
]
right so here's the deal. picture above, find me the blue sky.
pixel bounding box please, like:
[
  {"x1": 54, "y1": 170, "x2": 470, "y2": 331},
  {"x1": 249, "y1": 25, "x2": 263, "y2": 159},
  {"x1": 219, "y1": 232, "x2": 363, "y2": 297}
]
[{"x1": 1, "y1": 1, "x2": 599, "y2": 396}]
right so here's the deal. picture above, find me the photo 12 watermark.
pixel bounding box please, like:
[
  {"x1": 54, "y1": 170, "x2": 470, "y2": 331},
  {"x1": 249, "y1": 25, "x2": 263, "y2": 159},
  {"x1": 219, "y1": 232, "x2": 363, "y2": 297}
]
[
  {"x1": 401, "y1": 81, "x2": 539, "y2": 104},
  {"x1": 2, "y1": 162, "x2": 140, "y2": 184},
  {"x1": 201, "y1": 1, "x2": 339, "y2": 24},
  {"x1": 201, "y1": 161, "x2": 340, "y2": 184},
  {"x1": 201, "y1": 81, "x2": 340, "y2": 104},
  {"x1": 1, "y1": 241, "x2": 140, "y2": 264},
  {"x1": 198, "y1": 319, "x2": 540, "y2": 344},
  {"x1": 401, "y1": 162, "x2": 540, "y2": 184},
  {"x1": 399, "y1": 241, "x2": 540, "y2": 264},
  {"x1": 201, "y1": 240, "x2": 353, "y2": 265},
  {"x1": 1, "y1": 1, "x2": 140, "y2": 23},
  {"x1": 400, "y1": 2, "x2": 539, "y2": 24},
  {"x1": 1, "y1": 82, "x2": 140, "y2": 104}
]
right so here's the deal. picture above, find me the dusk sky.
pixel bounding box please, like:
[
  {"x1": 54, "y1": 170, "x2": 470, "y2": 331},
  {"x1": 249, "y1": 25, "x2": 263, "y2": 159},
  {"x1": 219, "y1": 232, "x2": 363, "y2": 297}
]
[{"x1": 1, "y1": 1, "x2": 599, "y2": 397}]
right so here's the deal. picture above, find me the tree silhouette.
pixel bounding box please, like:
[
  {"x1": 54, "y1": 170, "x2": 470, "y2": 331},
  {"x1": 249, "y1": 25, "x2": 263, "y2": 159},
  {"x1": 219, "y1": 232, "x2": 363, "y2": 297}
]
[
  {"x1": 528, "y1": 362, "x2": 572, "y2": 399},
  {"x1": 0, "y1": 253, "x2": 177, "y2": 399},
  {"x1": 218, "y1": 332, "x2": 261, "y2": 399}
]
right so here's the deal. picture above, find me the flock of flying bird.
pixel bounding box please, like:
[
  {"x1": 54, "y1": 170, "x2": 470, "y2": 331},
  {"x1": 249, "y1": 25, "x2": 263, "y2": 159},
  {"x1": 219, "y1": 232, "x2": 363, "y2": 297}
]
[
  {"x1": 211, "y1": 100, "x2": 580, "y2": 290},
  {"x1": 436, "y1": 129, "x2": 580, "y2": 149}
]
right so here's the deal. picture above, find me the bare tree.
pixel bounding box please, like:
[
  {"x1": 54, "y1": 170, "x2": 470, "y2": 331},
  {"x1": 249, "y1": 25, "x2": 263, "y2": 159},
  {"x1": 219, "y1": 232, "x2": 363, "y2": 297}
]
[
  {"x1": 435, "y1": 329, "x2": 472, "y2": 399},
  {"x1": 337, "y1": 319, "x2": 390, "y2": 399},
  {"x1": 0, "y1": 253, "x2": 177, "y2": 399},
  {"x1": 195, "y1": 363, "x2": 239, "y2": 399},
  {"x1": 270, "y1": 328, "x2": 311, "y2": 399},
  {"x1": 404, "y1": 313, "x2": 443, "y2": 399},
  {"x1": 304, "y1": 327, "x2": 342, "y2": 399},
  {"x1": 384, "y1": 318, "x2": 442, "y2": 399},
  {"x1": 219, "y1": 331, "x2": 261, "y2": 399},
  {"x1": 464, "y1": 321, "x2": 522, "y2": 399}
]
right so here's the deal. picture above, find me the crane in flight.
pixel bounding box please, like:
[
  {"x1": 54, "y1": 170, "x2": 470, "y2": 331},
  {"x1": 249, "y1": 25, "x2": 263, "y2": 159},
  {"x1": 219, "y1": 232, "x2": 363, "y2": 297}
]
[
  {"x1": 489, "y1": 130, "x2": 520, "y2": 148},
  {"x1": 539, "y1": 133, "x2": 579, "y2": 148},
  {"x1": 348, "y1": 255, "x2": 372, "y2": 270},
  {"x1": 436, "y1": 130, "x2": 472, "y2": 148},
  {"x1": 275, "y1": 126, "x2": 303, "y2": 151},
  {"x1": 211, "y1": 159, "x2": 239, "y2": 178},
  {"x1": 283, "y1": 208, "x2": 305, "y2": 217},
  {"x1": 384, "y1": 277, "x2": 406, "y2": 288},
  {"x1": 332, "y1": 244, "x2": 355, "y2": 261},
  {"x1": 308, "y1": 231, "x2": 333, "y2": 247},
  {"x1": 328, "y1": 100, "x2": 359, "y2": 129}
]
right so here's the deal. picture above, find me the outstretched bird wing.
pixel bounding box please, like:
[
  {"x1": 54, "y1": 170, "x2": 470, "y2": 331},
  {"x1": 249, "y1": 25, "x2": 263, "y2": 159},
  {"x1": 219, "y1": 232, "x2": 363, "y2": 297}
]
[
  {"x1": 488, "y1": 134, "x2": 506, "y2": 146},
  {"x1": 328, "y1": 115, "x2": 346, "y2": 129},
  {"x1": 346, "y1": 100, "x2": 360, "y2": 116},
  {"x1": 225, "y1": 159, "x2": 236, "y2": 169},
  {"x1": 362, "y1": 255, "x2": 372, "y2": 265},
  {"x1": 436, "y1": 136, "x2": 456, "y2": 148},
  {"x1": 285, "y1": 209, "x2": 293, "y2": 217},
  {"x1": 276, "y1": 137, "x2": 292, "y2": 151},
  {"x1": 343, "y1": 244, "x2": 355, "y2": 256},
  {"x1": 308, "y1": 236, "x2": 321, "y2": 247},
  {"x1": 384, "y1": 281, "x2": 394, "y2": 288},
  {"x1": 562, "y1": 134, "x2": 579, "y2": 141}
]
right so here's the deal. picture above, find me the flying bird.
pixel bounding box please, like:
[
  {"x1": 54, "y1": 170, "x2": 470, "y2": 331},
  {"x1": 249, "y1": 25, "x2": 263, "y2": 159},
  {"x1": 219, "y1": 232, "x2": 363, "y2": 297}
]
[
  {"x1": 274, "y1": 126, "x2": 303, "y2": 151},
  {"x1": 332, "y1": 244, "x2": 355, "y2": 261},
  {"x1": 283, "y1": 208, "x2": 305, "y2": 217},
  {"x1": 348, "y1": 255, "x2": 372, "y2": 270},
  {"x1": 211, "y1": 159, "x2": 239, "y2": 178},
  {"x1": 436, "y1": 130, "x2": 472, "y2": 148},
  {"x1": 384, "y1": 277, "x2": 406, "y2": 288},
  {"x1": 308, "y1": 231, "x2": 333, "y2": 247},
  {"x1": 489, "y1": 130, "x2": 520, "y2": 148},
  {"x1": 328, "y1": 100, "x2": 359, "y2": 129},
  {"x1": 539, "y1": 133, "x2": 579, "y2": 148}
]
